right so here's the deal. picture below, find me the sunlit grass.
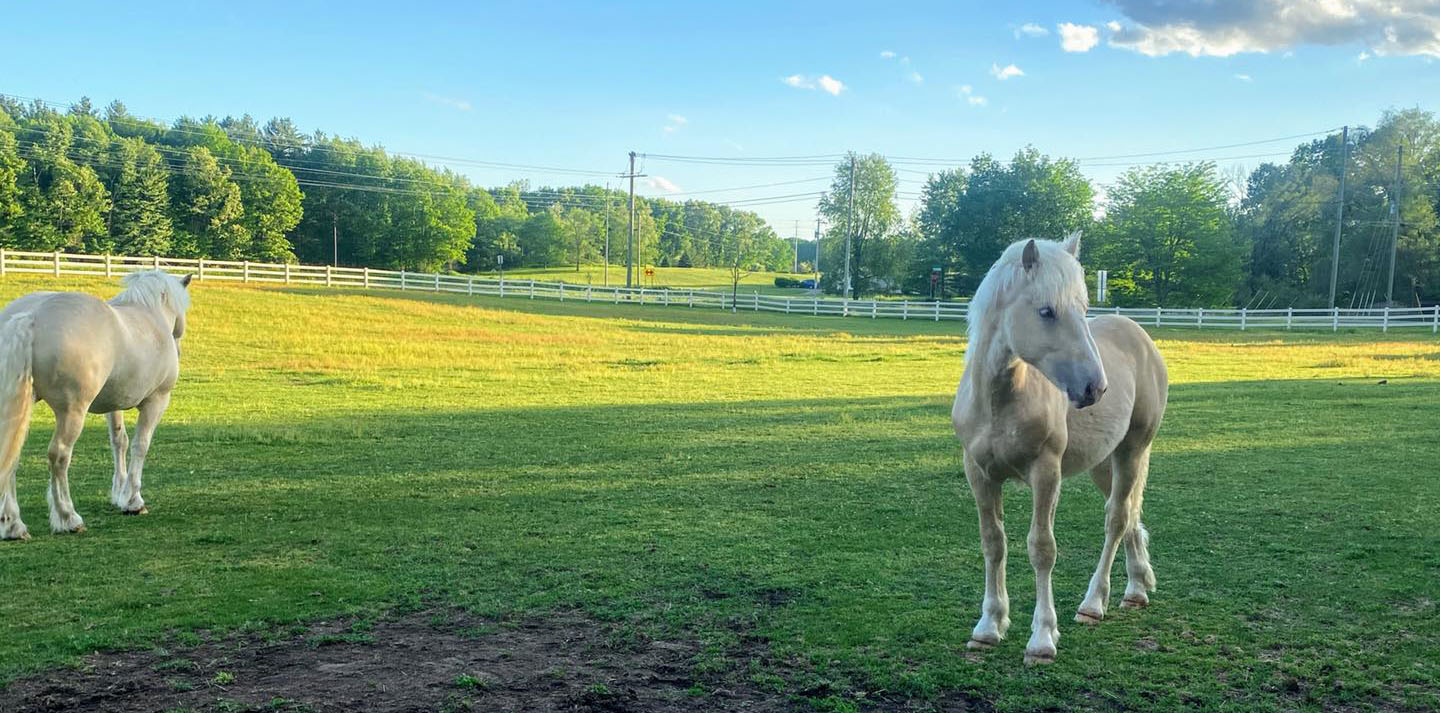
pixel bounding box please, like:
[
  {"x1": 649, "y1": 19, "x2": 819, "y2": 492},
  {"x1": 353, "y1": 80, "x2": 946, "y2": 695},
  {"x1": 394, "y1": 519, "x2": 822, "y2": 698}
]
[{"x1": 0, "y1": 274, "x2": 1436, "y2": 712}]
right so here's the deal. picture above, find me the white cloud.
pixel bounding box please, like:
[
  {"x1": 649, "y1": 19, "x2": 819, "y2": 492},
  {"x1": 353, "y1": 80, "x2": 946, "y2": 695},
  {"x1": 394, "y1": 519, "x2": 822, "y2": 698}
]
[
  {"x1": 782, "y1": 74, "x2": 845, "y2": 94},
  {"x1": 1358, "y1": 50, "x2": 1372, "y2": 62},
  {"x1": 880, "y1": 50, "x2": 897, "y2": 59},
  {"x1": 1016, "y1": 23, "x2": 1049, "y2": 38},
  {"x1": 900, "y1": 55, "x2": 912, "y2": 65},
  {"x1": 958, "y1": 84, "x2": 988, "y2": 106},
  {"x1": 1106, "y1": 20, "x2": 1123, "y2": 32},
  {"x1": 1058, "y1": 23, "x2": 1100, "y2": 52},
  {"x1": 990, "y1": 62, "x2": 1024, "y2": 80},
  {"x1": 422, "y1": 92, "x2": 472, "y2": 112},
  {"x1": 908, "y1": 71, "x2": 924, "y2": 84},
  {"x1": 647, "y1": 176, "x2": 682, "y2": 194},
  {"x1": 1101, "y1": 0, "x2": 1440, "y2": 58},
  {"x1": 1234, "y1": 73, "x2": 1253, "y2": 81},
  {"x1": 667, "y1": 114, "x2": 687, "y2": 126}
]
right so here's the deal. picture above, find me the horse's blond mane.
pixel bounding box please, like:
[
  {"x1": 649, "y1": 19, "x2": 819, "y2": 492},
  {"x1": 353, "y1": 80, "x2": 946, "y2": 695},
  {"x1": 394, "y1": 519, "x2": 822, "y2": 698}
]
[
  {"x1": 111, "y1": 270, "x2": 191, "y2": 314},
  {"x1": 967, "y1": 238, "x2": 1089, "y2": 342}
]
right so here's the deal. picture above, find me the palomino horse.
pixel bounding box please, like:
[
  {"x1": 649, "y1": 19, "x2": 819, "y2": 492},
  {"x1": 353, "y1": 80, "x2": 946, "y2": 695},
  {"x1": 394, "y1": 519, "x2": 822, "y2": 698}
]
[
  {"x1": 952, "y1": 235, "x2": 1168, "y2": 664},
  {"x1": 0, "y1": 270, "x2": 192, "y2": 539}
]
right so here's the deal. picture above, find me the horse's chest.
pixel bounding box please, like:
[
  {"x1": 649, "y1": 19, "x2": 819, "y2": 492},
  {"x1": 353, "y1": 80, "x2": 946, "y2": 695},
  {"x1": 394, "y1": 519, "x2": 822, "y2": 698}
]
[{"x1": 959, "y1": 411, "x2": 1059, "y2": 479}]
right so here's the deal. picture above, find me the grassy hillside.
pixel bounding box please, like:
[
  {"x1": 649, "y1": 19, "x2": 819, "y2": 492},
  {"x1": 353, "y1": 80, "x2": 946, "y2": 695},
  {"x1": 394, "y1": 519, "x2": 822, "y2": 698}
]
[
  {"x1": 484, "y1": 264, "x2": 817, "y2": 295},
  {"x1": 0, "y1": 274, "x2": 1437, "y2": 712}
]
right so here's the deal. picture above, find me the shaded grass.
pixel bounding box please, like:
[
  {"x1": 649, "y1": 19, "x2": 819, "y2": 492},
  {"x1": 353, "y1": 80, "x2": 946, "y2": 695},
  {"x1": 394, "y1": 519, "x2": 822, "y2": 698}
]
[{"x1": 0, "y1": 275, "x2": 1437, "y2": 712}]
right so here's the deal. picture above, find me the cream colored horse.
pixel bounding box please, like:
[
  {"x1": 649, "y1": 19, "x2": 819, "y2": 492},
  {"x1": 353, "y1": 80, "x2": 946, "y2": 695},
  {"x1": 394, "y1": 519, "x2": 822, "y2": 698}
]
[
  {"x1": 0, "y1": 270, "x2": 192, "y2": 539},
  {"x1": 952, "y1": 235, "x2": 1168, "y2": 664}
]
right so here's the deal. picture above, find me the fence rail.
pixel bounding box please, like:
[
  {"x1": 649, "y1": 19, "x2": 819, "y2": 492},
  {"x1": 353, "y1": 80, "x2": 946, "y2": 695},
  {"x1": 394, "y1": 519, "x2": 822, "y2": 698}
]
[{"x1": 2, "y1": 249, "x2": 1436, "y2": 332}]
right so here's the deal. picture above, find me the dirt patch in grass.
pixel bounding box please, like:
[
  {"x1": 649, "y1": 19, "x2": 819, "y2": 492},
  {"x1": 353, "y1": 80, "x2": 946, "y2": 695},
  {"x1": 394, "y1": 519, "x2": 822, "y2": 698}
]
[{"x1": 0, "y1": 609, "x2": 986, "y2": 713}]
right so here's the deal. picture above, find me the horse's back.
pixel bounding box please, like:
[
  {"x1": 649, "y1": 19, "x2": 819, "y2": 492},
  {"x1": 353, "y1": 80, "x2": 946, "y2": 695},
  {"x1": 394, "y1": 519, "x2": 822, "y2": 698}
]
[{"x1": 1, "y1": 291, "x2": 127, "y2": 407}]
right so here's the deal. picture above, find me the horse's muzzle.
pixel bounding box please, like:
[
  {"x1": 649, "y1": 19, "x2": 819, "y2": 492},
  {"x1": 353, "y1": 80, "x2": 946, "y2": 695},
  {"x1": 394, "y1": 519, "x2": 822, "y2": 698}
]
[{"x1": 1074, "y1": 381, "x2": 1106, "y2": 409}]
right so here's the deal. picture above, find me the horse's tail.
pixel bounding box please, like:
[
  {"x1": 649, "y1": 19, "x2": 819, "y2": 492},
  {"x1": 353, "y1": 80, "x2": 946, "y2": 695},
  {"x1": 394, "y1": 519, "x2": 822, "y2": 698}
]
[{"x1": 0, "y1": 314, "x2": 36, "y2": 503}]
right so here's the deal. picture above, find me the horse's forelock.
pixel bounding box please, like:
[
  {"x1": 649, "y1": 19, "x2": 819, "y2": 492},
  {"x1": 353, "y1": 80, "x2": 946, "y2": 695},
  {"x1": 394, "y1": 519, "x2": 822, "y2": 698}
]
[
  {"x1": 968, "y1": 239, "x2": 1088, "y2": 342},
  {"x1": 114, "y1": 270, "x2": 192, "y2": 314}
]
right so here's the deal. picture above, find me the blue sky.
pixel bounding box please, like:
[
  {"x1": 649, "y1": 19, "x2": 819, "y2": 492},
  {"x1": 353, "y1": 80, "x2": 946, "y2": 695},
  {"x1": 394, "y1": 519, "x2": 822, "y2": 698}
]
[{"x1": 4, "y1": 1, "x2": 1438, "y2": 232}]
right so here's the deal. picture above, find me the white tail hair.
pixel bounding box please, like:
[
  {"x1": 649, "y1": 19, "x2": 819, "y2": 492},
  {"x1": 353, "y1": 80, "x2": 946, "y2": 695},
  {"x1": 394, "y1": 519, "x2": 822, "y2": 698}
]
[{"x1": 0, "y1": 314, "x2": 36, "y2": 528}]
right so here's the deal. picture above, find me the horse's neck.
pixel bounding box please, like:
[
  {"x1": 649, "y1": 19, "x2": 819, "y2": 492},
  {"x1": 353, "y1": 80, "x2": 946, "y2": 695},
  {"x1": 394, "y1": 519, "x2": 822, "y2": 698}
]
[
  {"x1": 962, "y1": 331, "x2": 1032, "y2": 413},
  {"x1": 110, "y1": 301, "x2": 174, "y2": 338}
]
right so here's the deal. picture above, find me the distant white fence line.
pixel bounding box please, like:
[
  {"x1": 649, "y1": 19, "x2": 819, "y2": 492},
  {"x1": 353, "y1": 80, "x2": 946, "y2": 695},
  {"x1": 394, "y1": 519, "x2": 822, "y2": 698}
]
[{"x1": 2, "y1": 249, "x2": 1437, "y2": 333}]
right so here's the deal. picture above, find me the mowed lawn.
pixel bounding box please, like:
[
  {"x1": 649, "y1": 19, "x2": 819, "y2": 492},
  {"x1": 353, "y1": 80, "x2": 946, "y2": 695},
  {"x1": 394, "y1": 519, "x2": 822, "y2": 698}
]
[{"x1": 0, "y1": 274, "x2": 1437, "y2": 712}]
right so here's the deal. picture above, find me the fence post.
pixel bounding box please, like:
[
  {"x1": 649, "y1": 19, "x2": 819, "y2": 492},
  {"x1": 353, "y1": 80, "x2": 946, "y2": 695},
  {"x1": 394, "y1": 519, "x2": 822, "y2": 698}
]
[
  {"x1": 1382, "y1": 306, "x2": 1389, "y2": 333},
  {"x1": 1286, "y1": 307, "x2": 1293, "y2": 330},
  {"x1": 559, "y1": 282, "x2": 565, "y2": 302},
  {"x1": 401, "y1": 270, "x2": 407, "y2": 290},
  {"x1": 1433, "y1": 305, "x2": 1439, "y2": 334},
  {"x1": 54, "y1": 251, "x2": 61, "y2": 277},
  {"x1": 499, "y1": 277, "x2": 505, "y2": 298},
  {"x1": 813, "y1": 298, "x2": 819, "y2": 316},
  {"x1": 1197, "y1": 308, "x2": 1203, "y2": 328},
  {"x1": 325, "y1": 265, "x2": 332, "y2": 287},
  {"x1": 529, "y1": 279, "x2": 535, "y2": 299},
  {"x1": 153, "y1": 255, "x2": 161, "y2": 270},
  {"x1": 430, "y1": 273, "x2": 438, "y2": 292},
  {"x1": 1155, "y1": 306, "x2": 1161, "y2": 328},
  {"x1": 284, "y1": 263, "x2": 292, "y2": 284},
  {"x1": 243, "y1": 261, "x2": 250, "y2": 283},
  {"x1": 688, "y1": 290, "x2": 694, "y2": 308},
  {"x1": 587, "y1": 286, "x2": 592, "y2": 302},
  {"x1": 1332, "y1": 308, "x2": 1339, "y2": 332},
  {"x1": 1240, "y1": 308, "x2": 1247, "y2": 331},
  {"x1": 363, "y1": 267, "x2": 370, "y2": 289},
  {"x1": 468, "y1": 275, "x2": 474, "y2": 296},
  {"x1": 872, "y1": 301, "x2": 877, "y2": 319},
  {"x1": 935, "y1": 301, "x2": 940, "y2": 322},
  {"x1": 0, "y1": 248, "x2": 6, "y2": 277},
  {"x1": 842, "y1": 299, "x2": 849, "y2": 317},
  {"x1": 753, "y1": 292, "x2": 759, "y2": 312},
  {"x1": 104, "y1": 253, "x2": 111, "y2": 277},
  {"x1": 902, "y1": 301, "x2": 908, "y2": 320},
  {"x1": 198, "y1": 259, "x2": 205, "y2": 282}
]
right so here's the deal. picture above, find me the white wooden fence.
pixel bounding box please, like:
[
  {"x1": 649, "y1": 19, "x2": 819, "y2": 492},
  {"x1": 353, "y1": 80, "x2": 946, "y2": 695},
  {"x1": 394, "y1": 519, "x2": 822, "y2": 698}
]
[{"x1": 2, "y1": 249, "x2": 1437, "y2": 333}]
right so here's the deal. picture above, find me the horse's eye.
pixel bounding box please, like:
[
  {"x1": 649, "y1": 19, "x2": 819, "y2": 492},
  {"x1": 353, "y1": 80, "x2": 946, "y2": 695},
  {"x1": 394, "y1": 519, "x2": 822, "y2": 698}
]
[{"x1": 1039, "y1": 306, "x2": 1057, "y2": 320}]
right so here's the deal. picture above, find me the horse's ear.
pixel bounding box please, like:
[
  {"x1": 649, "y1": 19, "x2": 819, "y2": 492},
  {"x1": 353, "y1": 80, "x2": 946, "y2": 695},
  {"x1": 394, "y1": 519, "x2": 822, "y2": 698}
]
[
  {"x1": 1062, "y1": 231, "x2": 1081, "y2": 256},
  {"x1": 1022, "y1": 239, "x2": 1039, "y2": 271},
  {"x1": 181, "y1": 274, "x2": 194, "y2": 288}
]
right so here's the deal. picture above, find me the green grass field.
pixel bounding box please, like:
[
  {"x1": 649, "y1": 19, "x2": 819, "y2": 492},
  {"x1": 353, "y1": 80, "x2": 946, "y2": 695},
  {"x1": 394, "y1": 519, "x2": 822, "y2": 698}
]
[
  {"x1": 1, "y1": 275, "x2": 1437, "y2": 712},
  {"x1": 485, "y1": 263, "x2": 817, "y2": 295}
]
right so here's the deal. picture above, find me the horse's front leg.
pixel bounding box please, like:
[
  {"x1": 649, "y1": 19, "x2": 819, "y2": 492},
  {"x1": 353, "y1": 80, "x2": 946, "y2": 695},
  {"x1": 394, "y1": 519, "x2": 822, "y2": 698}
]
[
  {"x1": 121, "y1": 392, "x2": 171, "y2": 515},
  {"x1": 1025, "y1": 463, "x2": 1062, "y2": 664},
  {"x1": 107, "y1": 412, "x2": 130, "y2": 510},
  {"x1": 965, "y1": 455, "x2": 1009, "y2": 649}
]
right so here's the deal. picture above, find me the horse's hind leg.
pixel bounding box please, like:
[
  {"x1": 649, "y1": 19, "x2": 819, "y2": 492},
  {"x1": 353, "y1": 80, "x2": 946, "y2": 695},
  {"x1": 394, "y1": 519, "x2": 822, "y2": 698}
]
[
  {"x1": 107, "y1": 412, "x2": 130, "y2": 509},
  {"x1": 120, "y1": 391, "x2": 171, "y2": 515},
  {"x1": 0, "y1": 411, "x2": 30, "y2": 540},
  {"x1": 45, "y1": 404, "x2": 86, "y2": 533},
  {"x1": 1119, "y1": 446, "x2": 1156, "y2": 608}
]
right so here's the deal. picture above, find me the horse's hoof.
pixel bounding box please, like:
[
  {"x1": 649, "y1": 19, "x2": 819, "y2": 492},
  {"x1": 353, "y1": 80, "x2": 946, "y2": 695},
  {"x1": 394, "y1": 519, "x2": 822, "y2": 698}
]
[
  {"x1": 122, "y1": 507, "x2": 148, "y2": 516},
  {"x1": 967, "y1": 636, "x2": 998, "y2": 650},
  {"x1": 1023, "y1": 651, "x2": 1056, "y2": 666},
  {"x1": 2, "y1": 531, "x2": 30, "y2": 541},
  {"x1": 1121, "y1": 596, "x2": 1149, "y2": 608},
  {"x1": 1074, "y1": 610, "x2": 1103, "y2": 625}
]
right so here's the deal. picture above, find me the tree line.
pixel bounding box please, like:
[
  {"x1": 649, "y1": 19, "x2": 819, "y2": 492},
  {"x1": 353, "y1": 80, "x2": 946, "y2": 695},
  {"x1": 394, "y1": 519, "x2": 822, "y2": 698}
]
[
  {"x1": 0, "y1": 96, "x2": 795, "y2": 274},
  {"x1": 823, "y1": 109, "x2": 1440, "y2": 308}
]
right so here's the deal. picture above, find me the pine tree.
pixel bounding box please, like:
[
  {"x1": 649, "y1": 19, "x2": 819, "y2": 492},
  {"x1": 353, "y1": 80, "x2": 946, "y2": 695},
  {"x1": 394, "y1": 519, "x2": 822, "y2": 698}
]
[{"x1": 109, "y1": 138, "x2": 173, "y2": 255}]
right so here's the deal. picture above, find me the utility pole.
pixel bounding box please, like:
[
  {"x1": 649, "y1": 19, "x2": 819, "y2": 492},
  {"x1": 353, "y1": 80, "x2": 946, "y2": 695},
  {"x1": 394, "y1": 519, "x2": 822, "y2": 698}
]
[
  {"x1": 332, "y1": 213, "x2": 339, "y2": 266},
  {"x1": 844, "y1": 154, "x2": 856, "y2": 299},
  {"x1": 813, "y1": 219, "x2": 821, "y2": 288},
  {"x1": 1328, "y1": 125, "x2": 1349, "y2": 310},
  {"x1": 1386, "y1": 143, "x2": 1403, "y2": 306},
  {"x1": 624, "y1": 151, "x2": 641, "y2": 288},
  {"x1": 604, "y1": 182, "x2": 611, "y2": 287}
]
